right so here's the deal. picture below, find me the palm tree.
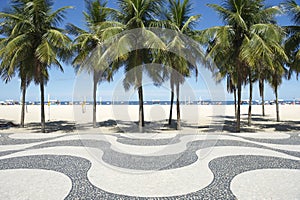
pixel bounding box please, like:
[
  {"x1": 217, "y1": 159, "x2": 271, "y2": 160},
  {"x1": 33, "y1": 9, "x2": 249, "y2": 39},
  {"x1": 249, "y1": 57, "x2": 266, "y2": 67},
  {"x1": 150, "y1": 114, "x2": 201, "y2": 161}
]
[
  {"x1": 268, "y1": 65, "x2": 287, "y2": 122},
  {"x1": 241, "y1": 23, "x2": 288, "y2": 124},
  {"x1": 1, "y1": 0, "x2": 72, "y2": 133},
  {"x1": 284, "y1": 0, "x2": 300, "y2": 77},
  {"x1": 149, "y1": 0, "x2": 200, "y2": 129},
  {"x1": 68, "y1": 0, "x2": 118, "y2": 128},
  {"x1": 256, "y1": 64, "x2": 272, "y2": 117},
  {"x1": 0, "y1": 3, "x2": 34, "y2": 128},
  {"x1": 241, "y1": 18, "x2": 287, "y2": 125},
  {"x1": 162, "y1": 0, "x2": 200, "y2": 130},
  {"x1": 201, "y1": 0, "x2": 283, "y2": 132},
  {"x1": 114, "y1": 0, "x2": 165, "y2": 130}
]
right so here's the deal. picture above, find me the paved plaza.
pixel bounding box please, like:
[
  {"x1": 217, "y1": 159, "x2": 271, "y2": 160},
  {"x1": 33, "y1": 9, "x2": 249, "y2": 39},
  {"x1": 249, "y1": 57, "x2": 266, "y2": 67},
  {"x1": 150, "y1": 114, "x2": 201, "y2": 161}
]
[{"x1": 0, "y1": 132, "x2": 300, "y2": 199}]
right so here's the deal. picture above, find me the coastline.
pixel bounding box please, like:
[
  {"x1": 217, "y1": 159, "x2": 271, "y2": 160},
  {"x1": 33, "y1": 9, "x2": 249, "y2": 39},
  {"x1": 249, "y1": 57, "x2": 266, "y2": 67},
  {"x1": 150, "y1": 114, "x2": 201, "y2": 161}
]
[{"x1": 1, "y1": 104, "x2": 299, "y2": 134}]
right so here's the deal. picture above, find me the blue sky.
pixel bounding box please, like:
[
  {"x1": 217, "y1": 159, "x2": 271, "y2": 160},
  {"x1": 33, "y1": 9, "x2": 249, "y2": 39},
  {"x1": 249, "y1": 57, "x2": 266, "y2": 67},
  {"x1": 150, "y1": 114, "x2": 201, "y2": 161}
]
[{"x1": 0, "y1": 0, "x2": 299, "y2": 102}]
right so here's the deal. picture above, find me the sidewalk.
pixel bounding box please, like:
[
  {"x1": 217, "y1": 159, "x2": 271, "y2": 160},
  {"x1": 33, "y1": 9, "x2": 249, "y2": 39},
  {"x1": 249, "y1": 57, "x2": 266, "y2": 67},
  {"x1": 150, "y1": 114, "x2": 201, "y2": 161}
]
[{"x1": 0, "y1": 132, "x2": 299, "y2": 199}]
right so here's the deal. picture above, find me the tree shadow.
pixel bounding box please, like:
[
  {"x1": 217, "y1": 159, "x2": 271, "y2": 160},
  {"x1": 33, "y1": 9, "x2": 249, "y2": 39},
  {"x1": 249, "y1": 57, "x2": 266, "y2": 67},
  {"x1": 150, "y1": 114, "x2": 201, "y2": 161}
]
[
  {"x1": 3, "y1": 116, "x2": 300, "y2": 134},
  {"x1": 114, "y1": 120, "x2": 170, "y2": 133},
  {"x1": 109, "y1": 118, "x2": 227, "y2": 133},
  {"x1": 95, "y1": 119, "x2": 190, "y2": 133},
  {"x1": 203, "y1": 115, "x2": 300, "y2": 133},
  {"x1": 98, "y1": 119, "x2": 117, "y2": 127},
  {"x1": 263, "y1": 121, "x2": 300, "y2": 132},
  {"x1": 0, "y1": 119, "x2": 19, "y2": 130},
  {"x1": 26, "y1": 121, "x2": 77, "y2": 133}
]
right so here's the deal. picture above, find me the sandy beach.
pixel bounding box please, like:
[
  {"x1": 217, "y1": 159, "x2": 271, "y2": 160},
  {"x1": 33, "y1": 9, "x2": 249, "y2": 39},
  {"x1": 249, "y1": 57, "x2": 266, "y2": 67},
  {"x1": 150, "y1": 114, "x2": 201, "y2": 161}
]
[{"x1": 1, "y1": 104, "x2": 300, "y2": 133}]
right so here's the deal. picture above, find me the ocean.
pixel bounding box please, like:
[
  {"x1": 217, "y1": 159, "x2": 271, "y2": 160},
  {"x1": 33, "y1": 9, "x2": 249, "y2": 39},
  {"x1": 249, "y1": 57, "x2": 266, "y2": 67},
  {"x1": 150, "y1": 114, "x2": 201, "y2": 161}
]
[{"x1": 8, "y1": 100, "x2": 299, "y2": 106}]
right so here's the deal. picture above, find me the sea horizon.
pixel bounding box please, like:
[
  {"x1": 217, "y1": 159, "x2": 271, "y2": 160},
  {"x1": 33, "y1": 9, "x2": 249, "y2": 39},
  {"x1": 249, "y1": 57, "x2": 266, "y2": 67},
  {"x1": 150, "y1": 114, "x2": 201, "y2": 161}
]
[{"x1": 1, "y1": 99, "x2": 300, "y2": 106}]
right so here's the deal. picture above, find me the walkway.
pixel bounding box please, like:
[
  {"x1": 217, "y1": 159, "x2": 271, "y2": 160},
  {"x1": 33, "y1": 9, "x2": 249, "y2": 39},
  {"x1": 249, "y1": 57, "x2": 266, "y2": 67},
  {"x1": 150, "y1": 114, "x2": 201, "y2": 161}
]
[{"x1": 0, "y1": 132, "x2": 300, "y2": 199}]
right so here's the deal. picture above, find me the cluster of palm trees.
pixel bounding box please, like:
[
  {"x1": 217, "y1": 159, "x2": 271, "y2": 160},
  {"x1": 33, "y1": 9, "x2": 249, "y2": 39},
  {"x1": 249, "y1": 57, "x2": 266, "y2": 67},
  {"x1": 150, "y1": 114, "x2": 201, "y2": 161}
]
[
  {"x1": 0, "y1": 0, "x2": 300, "y2": 133},
  {"x1": 0, "y1": 0, "x2": 72, "y2": 132},
  {"x1": 200, "y1": 0, "x2": 289, "y2": 132}
]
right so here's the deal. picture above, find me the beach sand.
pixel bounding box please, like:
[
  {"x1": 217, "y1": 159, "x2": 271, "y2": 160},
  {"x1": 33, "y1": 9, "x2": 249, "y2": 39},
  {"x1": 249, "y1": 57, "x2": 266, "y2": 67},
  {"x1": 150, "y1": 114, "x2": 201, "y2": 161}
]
[{"x1": 0, "y1": 104, "x2": 300, "y2": 133}]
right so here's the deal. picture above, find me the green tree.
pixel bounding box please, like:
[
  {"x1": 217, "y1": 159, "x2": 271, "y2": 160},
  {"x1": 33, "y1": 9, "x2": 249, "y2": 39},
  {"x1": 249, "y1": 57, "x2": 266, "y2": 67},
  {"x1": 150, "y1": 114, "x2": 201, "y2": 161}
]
[
  {"x1": 68, "y1": 0, "x2": 119, "y2": 128},
  {"x1": 201, "y1": 0, "x2": 284, "y2": 132},
  {"x1": 268, "y1": 64, "x2": 287, "y2": 122},
  {"x1": 1, "y1": 0, "x2": 72, "y2": 133},
  {"x1": 284, "y1": 0, "x2": 300, "y2": 77},
  {"x1": 162, "y1": 0, "x2": 200, "y2": 129},
  {"x1": 0, "y1": 2, "x2": 34, "y2": 127},
  {"x1": 241, "y1": 23, "x2": 288, "y2": 124},
  {"x1": 114, "y1": 0, "x2": 165, "y2": 130}
]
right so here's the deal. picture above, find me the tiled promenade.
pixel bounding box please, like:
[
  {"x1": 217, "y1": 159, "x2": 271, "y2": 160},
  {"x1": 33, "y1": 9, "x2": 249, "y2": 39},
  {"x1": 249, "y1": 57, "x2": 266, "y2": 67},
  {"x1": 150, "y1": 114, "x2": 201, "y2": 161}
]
[{"x1": 0, "y1": 132, "x2": 299, "y2": 199}]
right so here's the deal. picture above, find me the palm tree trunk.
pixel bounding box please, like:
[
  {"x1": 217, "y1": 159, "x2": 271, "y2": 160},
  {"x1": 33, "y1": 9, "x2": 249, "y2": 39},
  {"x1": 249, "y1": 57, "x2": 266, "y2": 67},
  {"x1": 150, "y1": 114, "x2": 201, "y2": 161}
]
[
  {"x1": 168, "y1": 77, "x2": 174, "y2": 125},
  {"x1": 236, "y1": 79, "x2": 242, "y2": 132},
  {"x1": 20, "y1": 77, "x2": 26, "y2": 128},
  {"x1": 259, "y1": 79, "x2": 265, "y2": 116},
  {"x1": 234, "y1": 88, "x2": 237, "y2": 118},
  {"x1": 134, "y1": 50, "x2": 144, "y2": 130},
  {"x1": 275, "y1": 85, "x2": 280, "y2": 122},
  {"x1": 262, "y1": 89, "x2": 265, "y2": 117},
  {"x1": 138, "y1": 85, "x2": 145, "y2": 129},
  {"x1": 248, "y1": 76, "x2": 253, "y2": 126},
  {"x1": 40, "y1": 79, "x2": 45, "y2": 133},
  {"x1": 176, "y1": 81, "x2": 181, "y2": 130},
  {"x1": 93, "y1": 73, "x2": 98, "y2": 128},
  {"x1": 169, "y1": 90, "x2": 174, "y2": 125}
]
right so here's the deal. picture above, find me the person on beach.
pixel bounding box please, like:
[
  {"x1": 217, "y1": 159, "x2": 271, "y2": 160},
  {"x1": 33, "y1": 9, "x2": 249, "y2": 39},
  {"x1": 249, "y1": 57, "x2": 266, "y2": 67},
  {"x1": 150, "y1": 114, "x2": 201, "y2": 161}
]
[{"x1": 82, "y1": 101, "x2": 86, "y2": 113}]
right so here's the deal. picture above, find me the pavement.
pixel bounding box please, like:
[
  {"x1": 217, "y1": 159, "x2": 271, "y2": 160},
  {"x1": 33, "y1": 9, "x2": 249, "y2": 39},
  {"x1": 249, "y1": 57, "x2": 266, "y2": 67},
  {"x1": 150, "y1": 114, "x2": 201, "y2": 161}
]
[{"x1": 0, "y1": 132, "x2": 300, "y2": 199}]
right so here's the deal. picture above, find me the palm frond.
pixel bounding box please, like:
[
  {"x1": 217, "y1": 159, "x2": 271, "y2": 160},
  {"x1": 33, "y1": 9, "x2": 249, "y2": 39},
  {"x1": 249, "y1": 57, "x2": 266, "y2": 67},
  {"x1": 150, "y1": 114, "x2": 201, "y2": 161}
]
[
  {"x1": 45, "y1": 29, "x2": 72, "y2": 49},
  {"x1": 36, "y1": 39, "x2": 56, "y2": 66},
  {"x1": 47, "y1": 6, "x2": 73, "y2": 26}
]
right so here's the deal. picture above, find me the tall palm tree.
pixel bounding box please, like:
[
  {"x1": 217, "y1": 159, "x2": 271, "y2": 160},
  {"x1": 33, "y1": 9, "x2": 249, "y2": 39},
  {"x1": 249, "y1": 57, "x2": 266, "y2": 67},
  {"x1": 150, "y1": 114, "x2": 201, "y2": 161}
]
[
  {"x1": 162, "y1": 0, "x2": 200, "y2": 130},
  {"x1": 0, "y1": 3, "x2": 34, "y2": 128},
  {"x1": 114, "y1": 0, "x2": 165, "y2": 130},
  {"x1": 149, "y1": 0, "x2": 200, "y2": 129},
  {"x1": 284, "y1": 0, "x2": 300, "y2": 77},
  {"x1": 68, "y1": 0, "x2": 119, "y2": 128},
  {"x1": 241, "y1": 17, "x2": 287, "y2": 125},
  {"x1": 1, "y1": 0, "x2": 72, "y2": 133},
  {"x1": 268, "y1": 64, "x2": 287, "y2": 122},
  {"x1": 241, "y1": 23, "x2": 288, "y2": 124},
  {"x1": 201, "y1": 0, "x2": 283, "y2": 132},
  {"x1": 256, "y1": 63, "x2": 274, "y2": 117}
]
